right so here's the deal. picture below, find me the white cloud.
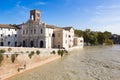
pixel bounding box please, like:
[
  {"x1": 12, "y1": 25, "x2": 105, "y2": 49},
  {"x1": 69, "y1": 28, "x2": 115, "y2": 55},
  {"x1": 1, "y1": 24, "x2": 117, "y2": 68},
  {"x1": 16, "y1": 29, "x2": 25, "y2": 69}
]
[
  {"x1": 34, "y1": 2, "x2": 47, "y2": 5},
  {"x1": 88, "y1": 4, "x2": 120, "y2": 34}
]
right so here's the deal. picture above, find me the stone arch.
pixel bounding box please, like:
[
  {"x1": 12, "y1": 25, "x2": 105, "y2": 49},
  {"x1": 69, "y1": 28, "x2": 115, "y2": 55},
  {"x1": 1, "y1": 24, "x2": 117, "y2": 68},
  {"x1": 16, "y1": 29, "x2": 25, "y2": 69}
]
[
  {"x1": 40, "y1": 40, "x2": 44, "y2": 48},
  {"x1": 30, "y1": 41, "x2": 34, "y2": 47},
  {"x1": 23, "y1": 40, "x2": 26, "y2": 47}
]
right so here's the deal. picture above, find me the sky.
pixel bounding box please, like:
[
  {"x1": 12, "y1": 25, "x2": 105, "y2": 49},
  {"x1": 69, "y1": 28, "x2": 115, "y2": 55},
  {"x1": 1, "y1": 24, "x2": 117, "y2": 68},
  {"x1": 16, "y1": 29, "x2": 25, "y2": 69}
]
[{"x1": 0, "y1": 0, "x2": 120, "y2": 34}]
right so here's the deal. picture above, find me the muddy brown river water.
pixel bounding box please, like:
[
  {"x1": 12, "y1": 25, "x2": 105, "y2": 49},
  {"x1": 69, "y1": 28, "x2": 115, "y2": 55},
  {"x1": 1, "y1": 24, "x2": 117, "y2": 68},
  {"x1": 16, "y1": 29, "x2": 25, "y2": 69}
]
[{"x1": 9, "y1": 45, "x2": 120, "y2": 80}]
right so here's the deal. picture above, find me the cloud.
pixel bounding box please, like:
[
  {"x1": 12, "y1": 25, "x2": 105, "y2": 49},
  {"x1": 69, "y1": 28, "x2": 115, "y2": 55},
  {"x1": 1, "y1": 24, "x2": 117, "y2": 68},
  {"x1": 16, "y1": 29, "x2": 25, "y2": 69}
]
[
  {"x1": 34, "y1": 1, "x2": 47, "y2": 5},
  {"x1": 86, "y1": 3, "x2": 120, "y2": 34}
]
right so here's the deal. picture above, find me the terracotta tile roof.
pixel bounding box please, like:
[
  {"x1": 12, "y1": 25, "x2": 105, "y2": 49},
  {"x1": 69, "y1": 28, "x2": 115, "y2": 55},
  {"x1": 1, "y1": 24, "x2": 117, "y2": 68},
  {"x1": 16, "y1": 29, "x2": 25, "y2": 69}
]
[{"x1": 0, "y1": 24, "x2": 18, "y2": 29}]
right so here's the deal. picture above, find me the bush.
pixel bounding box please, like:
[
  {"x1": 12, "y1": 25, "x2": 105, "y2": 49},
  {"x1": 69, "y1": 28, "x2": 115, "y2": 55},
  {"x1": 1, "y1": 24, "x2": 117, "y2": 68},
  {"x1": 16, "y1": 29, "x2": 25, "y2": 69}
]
[
  {"x1": 36, "y1": 50, "x2": 40, "y2": 55},
  {"x1": 0, "y1": 49, "x2": 6, "y2": 53},
  {"x1": 57, "y1": 50, "x2": 64, "y2": 57},
  {"x1": 0, "y1": 53, "x2": 4, "y2": 65},
  {"x1": 8, "y1": 48, "x2": 12, "y2": 52},
  {"x1": 51, "y1": 50, "x2": 56, "y2": 54},
  {"x1": 11, "y1": 54, "x2": 16, "y2": 63},
  {"x1": 28, "y1": 51, "x2": 35, "y2": 59}
]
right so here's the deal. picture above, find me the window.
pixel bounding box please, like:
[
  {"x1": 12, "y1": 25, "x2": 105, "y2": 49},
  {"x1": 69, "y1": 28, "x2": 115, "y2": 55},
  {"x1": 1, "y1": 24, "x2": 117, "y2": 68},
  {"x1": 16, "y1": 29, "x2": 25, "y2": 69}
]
[
  {"x1": 69, "y1": 35, "x2": 71, "y2": 38},
  {"x1": 8, "y1": 41, "x2": 10, "y2": 46},
  {"x1": 80, "y1": 40, "x2": 83, "y2": 43},
  {"x1": 41, "y1": 29, "x2": 43, "y2": 34},
  {"x1": 15, "y1": 35, "x2": 17, "y2": 37},
  {"x1": 23, "y1": 30, "x2": 25, "y2": 35},
  {"x1": 34, "y1": 29, "x2": 36, "y2": 34},
  {"x1": 52, "y1": 33, "x2": 55, "y2": 37},
  {"x1": 26, "y1": 30, "x2": 28, "y2": 34},
  {"x1": 31, "y1": 30, "x2": 33, "y2": 34},
  {"x1": 8, "y1": 35, "x2": 10, "y2": 37},
  {"x1": 1, "y1": 34, "x2": 3, "y2": 37}
]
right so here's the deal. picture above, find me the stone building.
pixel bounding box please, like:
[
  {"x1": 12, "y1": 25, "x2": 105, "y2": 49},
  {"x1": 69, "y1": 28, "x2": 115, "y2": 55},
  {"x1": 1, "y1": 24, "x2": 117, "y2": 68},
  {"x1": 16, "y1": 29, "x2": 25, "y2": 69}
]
[
  {"x1": 0, "y1": 9, "x2": 84, "y2": 49},
  {"x1": 0, "y1": 24, "x2": 21, "y2": 46}
]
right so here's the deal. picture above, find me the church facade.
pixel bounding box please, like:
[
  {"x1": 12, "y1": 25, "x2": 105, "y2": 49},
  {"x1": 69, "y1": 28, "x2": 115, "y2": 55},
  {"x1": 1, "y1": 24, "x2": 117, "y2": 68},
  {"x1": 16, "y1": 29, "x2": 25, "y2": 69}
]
[{"x1": 0, "y1": 9, "x2": 84, "y2": 49}]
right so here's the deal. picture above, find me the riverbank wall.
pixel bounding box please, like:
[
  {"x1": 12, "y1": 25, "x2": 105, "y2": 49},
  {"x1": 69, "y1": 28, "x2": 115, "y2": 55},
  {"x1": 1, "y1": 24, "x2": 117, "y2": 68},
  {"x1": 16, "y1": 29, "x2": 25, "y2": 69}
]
[{"x1": 0, "y1": 46, "x2": 83, "y2": 80}]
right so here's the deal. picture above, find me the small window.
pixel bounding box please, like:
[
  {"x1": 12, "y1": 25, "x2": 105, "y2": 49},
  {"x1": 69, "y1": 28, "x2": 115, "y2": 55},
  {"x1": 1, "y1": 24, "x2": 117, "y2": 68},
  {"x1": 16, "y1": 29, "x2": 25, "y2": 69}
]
[
  {"x1": 80, "y1": 40, "x2": 83, "y2": 43},
  {"x1": 31, "y1": 30, "x2": 33, "y2": 34},
  {"x1": 8, "y1": 35, "x2": 10, "y2": 37},
  {"x1": 23, "y1": 30, "x2": 25, "y2": 35},
  {"x1": 41, "y1": 29, "x2": 43, "y2": 34},
  {"x1": 69, "y1": 35, "x2": 71, "y2": 38},
  {"x1": 15, "y1": 35, "x2": 17, "y2": 37},
  {"x1": 34, "y1": 29, "x2": 36, "y2": 34},
  {"x1": 52, "y1": 33, "x2": 55, "y2": 37},
  {"x1": 26, "y1": 30, "x2": 28, "y2": 34},
  {"x1": 1, "y1": 34, "x2": 3, "y2": 37},
  {"x1": 8, "y1": 41, "x2": 10, "y2": 46}
]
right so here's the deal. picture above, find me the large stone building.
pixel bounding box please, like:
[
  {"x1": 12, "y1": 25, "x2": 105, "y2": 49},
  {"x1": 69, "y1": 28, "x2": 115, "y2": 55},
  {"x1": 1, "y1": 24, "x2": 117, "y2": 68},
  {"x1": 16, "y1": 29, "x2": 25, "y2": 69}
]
[
  {"x1": 0, "y1": 9, "x2": 84, "y2": 49},
  {"x1": 0, "y1": 24, "x2": 21, "y2": 46}
]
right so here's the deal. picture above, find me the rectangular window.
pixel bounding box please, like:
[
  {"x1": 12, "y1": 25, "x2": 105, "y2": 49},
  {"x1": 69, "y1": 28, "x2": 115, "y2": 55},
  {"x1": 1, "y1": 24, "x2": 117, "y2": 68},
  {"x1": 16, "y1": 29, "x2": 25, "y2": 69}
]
[
  {"x1": 1, "y1": 34, "x2": 3, "y2": 37},
  {"x1": 15, "y1": 35, "x2": 17, "y2": 37}
]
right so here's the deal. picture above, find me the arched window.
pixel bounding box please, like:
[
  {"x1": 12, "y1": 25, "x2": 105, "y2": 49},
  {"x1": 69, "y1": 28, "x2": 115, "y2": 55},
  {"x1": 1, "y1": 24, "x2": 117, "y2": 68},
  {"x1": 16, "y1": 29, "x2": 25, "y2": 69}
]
[
  {"x1": 41, "y1": 29, "x2": 43, "y2": 34},
  {"x1": 34, "y1": 29, "x2": 36, "y2": 34}
]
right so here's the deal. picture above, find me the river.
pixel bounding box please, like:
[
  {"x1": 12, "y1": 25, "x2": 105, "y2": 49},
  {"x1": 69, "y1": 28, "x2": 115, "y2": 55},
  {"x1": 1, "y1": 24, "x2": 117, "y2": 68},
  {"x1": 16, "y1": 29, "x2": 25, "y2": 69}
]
[{"x1": 9, "y1": 45, "x2": 120, "y2": 80}]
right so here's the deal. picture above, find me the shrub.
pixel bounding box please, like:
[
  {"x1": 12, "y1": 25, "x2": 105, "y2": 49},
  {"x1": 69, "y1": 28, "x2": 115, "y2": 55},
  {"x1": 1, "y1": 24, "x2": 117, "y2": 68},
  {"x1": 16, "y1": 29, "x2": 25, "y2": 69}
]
[
  {"x1": 28, "y1": 51, "x2": 35, "y2": 59},
  {"x1": 8, "y1": 48, "x2": 12, "y2": 52},
  {"x1": 51, "y1": 50, "x2": 56, "y2": 54},
  {"x1": 11, "y1": 54, "x2": 16, "y2": 63},
  {"x1": 0, "y1": 53, "x2": 4, "y2": 65},
  {"x1": 57, "y1": 50, "x2": 64, "y2": 57},
  {"x1": 28, "y1": 53, "x2": 32, "y2": 59},
  {"x1": 57, "y1": 50, "x2": 61, "y2": 55},
  {"x1": 0, "y1": 49, "x2": 6, "y2": 53},
  {"x1": 36, "y1": 50, "x2": 40, "y2": 55}
]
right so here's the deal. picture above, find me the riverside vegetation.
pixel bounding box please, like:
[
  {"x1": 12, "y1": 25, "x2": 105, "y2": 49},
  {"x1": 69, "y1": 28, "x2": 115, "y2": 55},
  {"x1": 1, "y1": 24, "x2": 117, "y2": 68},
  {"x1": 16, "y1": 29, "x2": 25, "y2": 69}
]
[{"x1": 75, "y1": 29, "x2": 113, "y2": 45}]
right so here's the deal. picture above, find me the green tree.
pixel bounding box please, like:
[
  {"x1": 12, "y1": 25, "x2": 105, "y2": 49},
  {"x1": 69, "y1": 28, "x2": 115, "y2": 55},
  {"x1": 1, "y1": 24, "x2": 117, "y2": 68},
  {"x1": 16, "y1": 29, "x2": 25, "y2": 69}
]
[
  {"x1": 0, "y1": 53, "x2": 4, "y2": 65},
  {"x1": 11, "y1": 54, "x2": 16, "y2": 63}
]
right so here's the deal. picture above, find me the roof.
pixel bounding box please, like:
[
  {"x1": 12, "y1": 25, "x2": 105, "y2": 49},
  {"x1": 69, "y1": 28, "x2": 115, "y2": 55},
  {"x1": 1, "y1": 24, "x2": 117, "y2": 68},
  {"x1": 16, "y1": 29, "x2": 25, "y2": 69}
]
[
  {"x1": 62, "y1": 27, "x2": 74, "y2": 30},
  {"x1": 45, "y1": 24, "x2": 62, "y2": 29},
  {"x1": 0, "y1": 24, "x2": 18, "y2": 29}
]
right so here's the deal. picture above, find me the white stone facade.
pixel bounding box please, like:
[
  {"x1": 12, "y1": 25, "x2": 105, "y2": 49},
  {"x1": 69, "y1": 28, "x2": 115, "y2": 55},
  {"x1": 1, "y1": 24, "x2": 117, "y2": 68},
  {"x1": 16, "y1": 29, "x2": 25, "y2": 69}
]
[
  {"x1": 0, "y1": 24, "x2": 21, "y2": 47},
  {"x1": 0, "y1": 9, "x2": 84, "y2": 49}
]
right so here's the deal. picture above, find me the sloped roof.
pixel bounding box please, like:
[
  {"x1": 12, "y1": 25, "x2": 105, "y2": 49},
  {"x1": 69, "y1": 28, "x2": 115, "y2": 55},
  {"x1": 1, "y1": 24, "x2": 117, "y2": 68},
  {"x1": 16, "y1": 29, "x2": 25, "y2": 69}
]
[
  {"x1": 62, "y1": 27, "x2": 74, "y2": 31},
  {"x1": 0, "y1": 24, "x2": 18, "y2": 29},
  {"x1": 46, "y1": 24, "x2": 62, "y2": 29}
]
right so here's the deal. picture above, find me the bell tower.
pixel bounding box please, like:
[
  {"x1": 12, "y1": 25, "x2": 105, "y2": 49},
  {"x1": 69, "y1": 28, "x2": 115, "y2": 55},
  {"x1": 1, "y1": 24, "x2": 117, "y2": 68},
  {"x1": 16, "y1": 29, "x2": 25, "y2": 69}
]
[{"x1": 30, "y1": 9, "x2": 40, "y2": 23}]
